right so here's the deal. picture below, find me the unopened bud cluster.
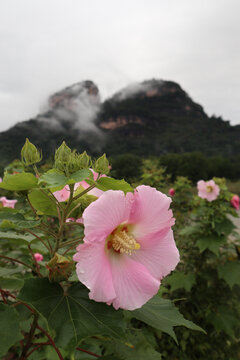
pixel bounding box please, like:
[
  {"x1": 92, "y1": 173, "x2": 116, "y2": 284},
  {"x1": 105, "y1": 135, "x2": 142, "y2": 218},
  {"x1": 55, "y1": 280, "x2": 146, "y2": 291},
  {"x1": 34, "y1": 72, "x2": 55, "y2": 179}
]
[
  {"x1": 54, "y1": 142, "x2": 91, "y2": 175},
  {"x1": 21, "y1": 138, "x2": 42, "y2": 166}
]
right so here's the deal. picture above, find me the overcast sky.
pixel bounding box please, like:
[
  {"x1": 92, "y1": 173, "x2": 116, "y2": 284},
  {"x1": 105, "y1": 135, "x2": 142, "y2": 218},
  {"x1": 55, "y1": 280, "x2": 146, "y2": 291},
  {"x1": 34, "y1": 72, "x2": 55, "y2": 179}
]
[{"x1": 0, "y1": 0, "x2": 239, "y2": 131}]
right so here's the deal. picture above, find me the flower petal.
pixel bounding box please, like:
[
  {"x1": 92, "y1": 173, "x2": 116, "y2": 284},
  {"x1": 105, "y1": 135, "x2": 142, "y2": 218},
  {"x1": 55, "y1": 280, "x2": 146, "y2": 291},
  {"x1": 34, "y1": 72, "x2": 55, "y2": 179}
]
[
  {"x1": 108, "y1": 253, "x2": 160, "y2": 310},
  {"x1": 129, "y1": 185, "x2": 174, "y2": 238},
  {"x1": 131, "y1": 229, "x2": 180, "y2": 280},
  {"x1": 53, "y1": 186, "x2": 70, "y2": 202},
  {"x1": 73, "y1": 241, "x2": 116, "y2": 303},
  {"x1": 83, "y1": 190, "x2": 133, "y2": 242}
]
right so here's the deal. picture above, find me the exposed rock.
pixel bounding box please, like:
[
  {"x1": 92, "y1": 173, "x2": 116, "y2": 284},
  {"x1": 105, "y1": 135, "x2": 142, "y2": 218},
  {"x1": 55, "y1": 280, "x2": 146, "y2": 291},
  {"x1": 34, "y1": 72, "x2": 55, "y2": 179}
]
[{"x1": 0, "y1": 78, "x2": 239, "y2": 166}]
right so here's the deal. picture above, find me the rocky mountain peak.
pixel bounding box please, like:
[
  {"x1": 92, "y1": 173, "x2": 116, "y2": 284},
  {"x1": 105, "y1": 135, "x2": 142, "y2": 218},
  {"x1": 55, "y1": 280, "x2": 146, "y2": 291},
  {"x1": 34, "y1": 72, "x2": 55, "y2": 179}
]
[{"x1": 48, "y1": 80, "x2": 100, "y2": 110}]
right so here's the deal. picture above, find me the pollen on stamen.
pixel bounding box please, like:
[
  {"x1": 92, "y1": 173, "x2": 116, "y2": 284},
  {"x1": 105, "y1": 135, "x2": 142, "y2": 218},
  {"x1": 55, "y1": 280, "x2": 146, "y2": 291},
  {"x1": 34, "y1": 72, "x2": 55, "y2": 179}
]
[{"x1": 111, "y1": 230, "x2": 140, "y2": 255}]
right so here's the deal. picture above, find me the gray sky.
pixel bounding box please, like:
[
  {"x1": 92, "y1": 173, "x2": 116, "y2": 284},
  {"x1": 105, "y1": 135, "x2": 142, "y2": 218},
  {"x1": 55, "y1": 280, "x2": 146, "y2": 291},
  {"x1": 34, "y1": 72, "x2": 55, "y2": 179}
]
[{"x1": 0, "y1": 0, "x2": 239, "y2": 131}]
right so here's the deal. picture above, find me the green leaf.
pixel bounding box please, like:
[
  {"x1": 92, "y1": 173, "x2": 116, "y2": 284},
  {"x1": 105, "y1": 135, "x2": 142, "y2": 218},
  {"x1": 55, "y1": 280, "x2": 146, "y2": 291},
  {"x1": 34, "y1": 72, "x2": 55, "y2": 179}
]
[
  {"x1": 0, "y1": 277, "x2": 24, "y2": 290},
  {"x1": 99, "y1": 356, "x2": 122, "y2": 360},
  {"x1": 0, "y1": 230, "x2": 36, "y2": 243},
  {"x1": 129, "y1": 296, "x2": 205, "y2": 343},
  {"x1": 196, "y1": 235, "x2": 227, "y2": 255},
  {"x1": 39, "y1": 169, "x2": 92, "y2": 190},
  {"x1": 0, "y1": 267, "x2": 22, "y2": 277},
  {"x1": 69, "y1": 169, "x2": 92, "y2": 183},
  {"x1": 0, "y1": 211, "x2": 41, "y2": 229},
  {"x1": 207, "y1": 305, "x2": 239, "y2": 336},
  {"x1": 164, "y1": 272, "x2": 196, "y2": 292},
  {"x1": 18, "y1": 278, "x2": 126, "y2": 350},
  {"x1": 179, "y1": 223, "x2": 202, "y2": 236},
  {"x1": 103, "y1": 331, "x2": 162, "y2": 360},
  {"x1": 0, "y1": 172, "x2": 38, "y2": 191},
  {"x1": 217, "y1": 262, "x2": 240, "y2": 288},
  {"x1": 39, "y1": 171, "x2": 68, "y2": 188},
  {"x1": 0, "y1": 304, "x2": 22, "y2": 357},
  {"x1": 95, "y1": 177, "x2": 133, "y2": 194},
  {"x1": 28, "y1": 189, "x2": 58, "y2": 216},
  {"x1": 214, "y1": 218, "x2": 235, "y2": 236}
]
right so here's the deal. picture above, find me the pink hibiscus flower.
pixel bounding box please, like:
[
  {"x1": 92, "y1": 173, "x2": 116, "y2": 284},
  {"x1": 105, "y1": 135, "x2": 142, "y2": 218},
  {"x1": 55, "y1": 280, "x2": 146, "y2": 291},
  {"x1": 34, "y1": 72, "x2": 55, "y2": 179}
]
[
  {"x1": 197, "y1": 180, "x2": 220, "y2": 202},
  {"x1": 34, "y1": 253, "x2": 43, "y2": 262},
  {"x1": 0, "y1": 197, "x2": 18, "y2": 208},
  {"x1": 230, "y1": 195, "x2": 239, "y2": 210},
  {"x1": 73, "y1": 185, "x2": 179, "y2": 310}
]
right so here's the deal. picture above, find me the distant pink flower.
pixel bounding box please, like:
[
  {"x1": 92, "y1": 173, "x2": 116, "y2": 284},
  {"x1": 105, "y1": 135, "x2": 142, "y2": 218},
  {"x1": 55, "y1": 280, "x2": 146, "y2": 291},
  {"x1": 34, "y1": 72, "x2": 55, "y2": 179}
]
[
  {"x1": 34, "y1": 253, "x2": 43, "y2": 262},
  {"x1": 230, "y1": 195, "x2": 239, "y2": 210},
  {"x1": 0, "y1": 197, "x2": 18, "y2": 208},
  {"x1": 53, "y1": 185, "x2": 70, "y2": 202},
  {"x1": 168, "y1": 188, "x2": 175, "y2": 196},
  {"x1": 53, "y1": 170, "x2": 106, "y2": 202},
  {"x1": 0, "y1": 177, "x2": 2, "y2": 183},
  {"x1": 76, "y1": 169, "x2": 106, "y2": 198},
  {"x1": 73, "y1": 185, "x2": 179, "y2": 310},
  {"x1": 66, "y1": 217, "x2": 76, "y2": 222},
  {"x1": 66, "y1": 217, "x2": 83, "y2": 223},
  {"x1": 197, "y1": 180, "x2": 220, "y2": 202}
]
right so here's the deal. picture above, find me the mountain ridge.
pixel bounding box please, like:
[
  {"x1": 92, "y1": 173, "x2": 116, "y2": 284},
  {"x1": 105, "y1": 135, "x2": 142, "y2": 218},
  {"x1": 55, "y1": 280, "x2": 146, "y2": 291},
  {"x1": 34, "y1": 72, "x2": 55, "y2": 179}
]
[{"x1": 0, "y1": 79, "x2": 239, "y2": 165}]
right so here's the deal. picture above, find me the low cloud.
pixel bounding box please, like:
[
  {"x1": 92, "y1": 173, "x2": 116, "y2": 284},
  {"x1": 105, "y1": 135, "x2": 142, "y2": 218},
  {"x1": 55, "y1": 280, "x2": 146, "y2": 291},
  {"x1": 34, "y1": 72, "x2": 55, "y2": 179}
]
[{"x1": 112, "y1": 80, "x2": 163, "y2": 101}]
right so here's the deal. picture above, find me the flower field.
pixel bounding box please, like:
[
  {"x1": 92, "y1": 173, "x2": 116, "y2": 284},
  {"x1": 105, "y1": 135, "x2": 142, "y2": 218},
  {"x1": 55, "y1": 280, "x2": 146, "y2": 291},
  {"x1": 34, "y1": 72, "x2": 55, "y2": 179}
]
[{"x1": 0, "y1": 141, "x2": 239, "y2": 359}]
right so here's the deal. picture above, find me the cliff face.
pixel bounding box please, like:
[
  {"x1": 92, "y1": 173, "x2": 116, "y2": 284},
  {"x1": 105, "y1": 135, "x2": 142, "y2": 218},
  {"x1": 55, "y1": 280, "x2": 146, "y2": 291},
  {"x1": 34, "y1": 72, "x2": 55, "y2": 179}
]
[
  {"x1": 0, "y1": 81, "x2": 101, "y2": 165},
  {"x1": 98, "y1": 80, "x2": 240, "y2": 157},
  {"x1": 0, "y1": 79, "x2": 239, "y2": 165}
]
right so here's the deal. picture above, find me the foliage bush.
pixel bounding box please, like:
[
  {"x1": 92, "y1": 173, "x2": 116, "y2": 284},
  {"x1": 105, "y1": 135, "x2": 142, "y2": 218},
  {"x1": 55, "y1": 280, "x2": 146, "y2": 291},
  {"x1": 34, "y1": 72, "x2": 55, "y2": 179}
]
[
  {"x1": 138, "y1": 162, "x2": 240, "y2": 359},
  {"x1": 0, "y1": 141, "x2": 204, "y2": 360}
]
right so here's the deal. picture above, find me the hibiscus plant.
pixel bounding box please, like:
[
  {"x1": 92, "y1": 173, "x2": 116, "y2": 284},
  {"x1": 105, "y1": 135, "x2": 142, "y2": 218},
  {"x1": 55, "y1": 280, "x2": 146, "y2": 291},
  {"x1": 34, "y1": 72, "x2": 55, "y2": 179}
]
[{"x1": 0, "y1": 140, "x2": 203, "y2": 360}]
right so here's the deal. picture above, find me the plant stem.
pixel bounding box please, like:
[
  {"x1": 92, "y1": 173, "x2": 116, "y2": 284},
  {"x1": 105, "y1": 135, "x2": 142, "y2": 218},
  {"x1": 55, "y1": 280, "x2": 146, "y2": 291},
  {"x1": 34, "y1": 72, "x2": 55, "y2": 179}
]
[
  {"x1": 65, "y1": 202, "x2": 81, "y2": 219},
  {"x1": 54, "y1": 184, "x2": 75, "y2": 253},
  {"x1": 24, "y1": 229, "x2": 50, "y2": 251},
  {"x1": 59, "y1": 238, "x2": 81, "y2": 248},
  {"x1": 0, "y1": 289, "x2": 7, "y2": 303},
  {"x1": 20, "y1": 313, "x2": 39, "y2": 360},
  {"x1": 26, "y1": 195, "x2": 39, "y2": 219},
  {"x1": 26, "y1": 342, "x2": 51, "y2": 358},
  {"x1": 28, "y1": 244, "x2": 42, "y2": 277},
  {"x1": 0, "y1": 255, "x2": 35, "y2": 272},
  {"x1": 37, "y1": 325, "x2": 64, "y2": 360},
  {"x1": 72, "y1": 184, "x2": 96, "y2": 202},
  {"x1": 76, "y1": 347, "x2": 100, "y2": 358},
  {"x1": 62, "y1": 242, "x2": 80, "y2": 255}
]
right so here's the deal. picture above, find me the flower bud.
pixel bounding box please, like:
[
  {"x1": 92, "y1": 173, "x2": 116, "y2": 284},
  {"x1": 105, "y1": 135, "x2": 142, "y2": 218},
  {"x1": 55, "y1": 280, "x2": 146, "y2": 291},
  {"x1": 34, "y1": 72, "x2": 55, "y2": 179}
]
[
  {"x1": 34, "y1": 253, "x2": 43, "y2": 262},
  {"x1": 230, "y1": 195, "x2": 240, "y2": 210},
  {"x1": 21, "y1": 138, "x2": 42, "y2": 166},
  {"x1": 78, "y1": 151, "x2": 91, "y2": 169},
  {"x1": 93, "y1": 154, "x2": 110, "y2": 175},
  {"x1": 67, "y1": 150, "x2": 82, "y2": 174},
  {"x1": 46, "y1": 253, "x2": 75, "y2": 282},
  {"x1": 168, "y1": 188, "x2": 175, "y2": 196},
  {"x1": 54, "y1": 142, "x2": 72, "y2": 172}
]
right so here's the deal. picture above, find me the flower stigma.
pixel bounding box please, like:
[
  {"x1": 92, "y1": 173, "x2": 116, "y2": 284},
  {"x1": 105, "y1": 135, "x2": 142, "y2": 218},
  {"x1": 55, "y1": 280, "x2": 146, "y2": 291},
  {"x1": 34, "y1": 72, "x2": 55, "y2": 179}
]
[
  {"x1": 206, "y1": 185, "x2": 213, "y2": 193},
  {"x1": 107, "y1": 226, "x2": 140, "y2": 255}
]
